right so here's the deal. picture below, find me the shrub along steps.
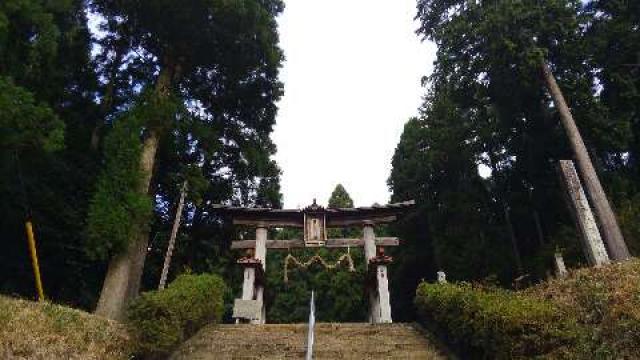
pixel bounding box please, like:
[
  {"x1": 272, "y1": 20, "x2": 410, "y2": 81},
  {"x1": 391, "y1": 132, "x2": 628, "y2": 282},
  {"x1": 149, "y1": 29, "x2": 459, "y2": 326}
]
[{"x1": 170, "y1": 322, "x2": 449, "y2": 359}]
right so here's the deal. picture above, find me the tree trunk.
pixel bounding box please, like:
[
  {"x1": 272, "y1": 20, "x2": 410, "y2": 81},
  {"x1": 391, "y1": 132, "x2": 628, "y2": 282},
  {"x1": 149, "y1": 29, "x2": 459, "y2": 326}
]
[
  {"x1": 94, "y1": 240, "x2": 136, "y2": 320},
  {"x1": 528, "y1": 189, "x2": 546, "y2": 246},
  {"x1": 485, "y1": 152, "x2": 524, "y2": 272},
  {"x1": 124, "y1": 129, "x2": 161, "y2": 300},
  {"x1": 532, "y1": 209, "x2": 546, "y2": 246},
  {"x1": 158, "y1": 180, "x2": 187, "y2": 290},
  {"x1": 90, "y1": 124, "x2": 102, "y2": 151},
  {"x1": 503, "y1": 202, "x2": 523, "y2": 274},
  {"x1": 94, "y1": 130, "x2": 160, "y2": 320},
  {"x1": 94, "y1": 64, "x2": 174, "y2": 320},
  {"x1": 540, "y1": 62, "x2": 630, "y2": 260}
]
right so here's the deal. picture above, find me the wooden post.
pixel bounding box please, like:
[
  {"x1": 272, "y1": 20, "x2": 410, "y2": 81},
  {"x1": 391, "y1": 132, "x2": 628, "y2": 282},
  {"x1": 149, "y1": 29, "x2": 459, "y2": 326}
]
[
  {"x1": 376, "y1": 265, "x2": 392, "y2": 323},
  {"x1": 369, "y1": 292, "x2": 380, "y2": 324},
  {"x1": 363, "y1": 222, "x2": 378, "y2": 323},
  {"x1": 25, "y1": 220, "x2": 44, "y2": 301},
  {"x1": 558, "y1": 160, "x2": 610, "y2": 266},
  {"x1": 253, "y1": 226, "x2": 267, "y2": 324},
  {"x1": 364, "y1": 223, "x2": 392, "y2": 323},
  {"x1": 254, "y1": 286, "x2": 265, "y2": 324},
  {"x1": 158, "y1": 180, "x2": 187, "y2": 290},
  {"x1": 533, "y1": 209, "x2": 546, "y2": 246},
  {"x1": 554, "y1": 251, "x2": 568, "y2": 278},
  {"x1": 255, "y1": 227, "x2": 267, "y2": 267},
  {"x1": 542, "y1": 63, "x2": 629, "y2": 260},
  {"x1": 363, "y1": 222, "x2": 376, "y2": 268}
]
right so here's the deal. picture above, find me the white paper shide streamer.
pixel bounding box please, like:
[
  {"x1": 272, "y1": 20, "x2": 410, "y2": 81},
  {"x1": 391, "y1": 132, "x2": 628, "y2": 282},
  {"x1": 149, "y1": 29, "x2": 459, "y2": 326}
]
[{"x1": 305, "y1": 291, "x2": 315, "y2": 360}]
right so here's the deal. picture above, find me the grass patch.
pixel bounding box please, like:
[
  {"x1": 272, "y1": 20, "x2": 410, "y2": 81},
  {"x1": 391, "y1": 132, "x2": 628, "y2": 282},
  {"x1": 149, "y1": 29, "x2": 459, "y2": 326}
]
[
  {"x1": 0, "y1": 295, "x2": 132, "y2": 359},
  {"x1": 416, "y1": 259, "x2": 640, "y2": 358}
]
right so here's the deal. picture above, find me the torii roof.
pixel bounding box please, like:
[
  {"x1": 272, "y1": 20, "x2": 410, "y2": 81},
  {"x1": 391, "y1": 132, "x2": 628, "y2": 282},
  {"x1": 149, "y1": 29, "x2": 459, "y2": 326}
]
[{"x1": 212, "y1": 200, "x2": 415, "y2": 228}]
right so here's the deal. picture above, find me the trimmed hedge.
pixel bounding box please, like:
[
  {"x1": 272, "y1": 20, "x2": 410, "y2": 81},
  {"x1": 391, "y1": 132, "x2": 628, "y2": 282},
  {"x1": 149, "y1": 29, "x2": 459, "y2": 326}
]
[
  {"x1": 127, "y1": 273, "x2": 226, "y2": 358},
  {"x1": 526, "y1": 260, "x2": 640, "y2": 358},
  {"x1": 415, "y1": 282, "x2": 580, "y2": 358}
]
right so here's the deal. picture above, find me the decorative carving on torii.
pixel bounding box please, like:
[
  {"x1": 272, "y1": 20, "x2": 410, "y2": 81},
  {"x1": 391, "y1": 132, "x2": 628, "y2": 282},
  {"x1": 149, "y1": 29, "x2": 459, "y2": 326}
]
[{"x1": 214, "y1": 199, "x2": 415, "y2": 324}]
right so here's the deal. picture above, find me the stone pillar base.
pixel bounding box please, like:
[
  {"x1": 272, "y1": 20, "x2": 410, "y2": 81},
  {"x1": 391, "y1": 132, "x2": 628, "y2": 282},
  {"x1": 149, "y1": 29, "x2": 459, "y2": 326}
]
[{"x1": 234, "y1": 257, "x2": 265, "y2": 323}]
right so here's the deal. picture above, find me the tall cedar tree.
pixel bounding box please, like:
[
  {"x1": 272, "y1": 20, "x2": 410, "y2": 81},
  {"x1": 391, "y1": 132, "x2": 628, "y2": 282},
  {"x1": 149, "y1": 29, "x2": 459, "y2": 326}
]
[{"x1": 87, "y1": 0, "x2": 285, "y2": 319}]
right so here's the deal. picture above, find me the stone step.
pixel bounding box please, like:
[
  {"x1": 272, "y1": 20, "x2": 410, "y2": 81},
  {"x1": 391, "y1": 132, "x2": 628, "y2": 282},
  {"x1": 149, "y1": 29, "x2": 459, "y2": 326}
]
[{"x1": 170, "y1": 323, "x2": 450, "y2": 359}]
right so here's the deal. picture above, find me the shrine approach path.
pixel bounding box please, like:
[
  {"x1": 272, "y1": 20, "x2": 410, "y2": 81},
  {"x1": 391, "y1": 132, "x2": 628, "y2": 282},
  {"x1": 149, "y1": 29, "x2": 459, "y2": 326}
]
[{"x1": 170, "y1": 322, "x2": 451, "y2": 359}]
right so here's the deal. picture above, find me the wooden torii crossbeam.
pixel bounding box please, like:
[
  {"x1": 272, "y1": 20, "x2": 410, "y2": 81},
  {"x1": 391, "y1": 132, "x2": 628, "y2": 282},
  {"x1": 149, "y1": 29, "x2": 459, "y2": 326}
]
[
  {"x1": 213, "y1": 199, "x2": 415, "y2": 325},
  {"x1": 231, "y1": 238, "x2": 399, "y2": 249}
]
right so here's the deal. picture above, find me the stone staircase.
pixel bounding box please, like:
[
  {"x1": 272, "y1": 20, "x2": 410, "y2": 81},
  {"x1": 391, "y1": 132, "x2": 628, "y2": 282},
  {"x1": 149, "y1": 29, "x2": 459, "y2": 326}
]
[{"x1": 170, "y1": 323, "x2": 449, "y2": 359}]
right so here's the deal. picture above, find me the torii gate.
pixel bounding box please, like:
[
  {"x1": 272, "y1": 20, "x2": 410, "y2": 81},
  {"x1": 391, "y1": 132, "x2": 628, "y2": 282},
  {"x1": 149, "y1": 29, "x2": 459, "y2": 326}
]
[{"x1": 214, "y1": 199, "x2": 415, "y2": 324}]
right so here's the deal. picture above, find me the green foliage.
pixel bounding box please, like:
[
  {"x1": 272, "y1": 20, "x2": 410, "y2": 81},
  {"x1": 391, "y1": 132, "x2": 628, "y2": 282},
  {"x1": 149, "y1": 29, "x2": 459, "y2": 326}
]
[
  {"x1": 0, "y1": 0, "x2": 95, "y2": 104},
  {"x1": 90, "y1": 0, "x2": 286, "y2": 294},
  {"x1": 328, "y1": 184, "x2": 354, "y2": 208},
  {"x1": 0, "y1": 0, "x2": 60, "y2": 89},
  {"x1": 617, "y1": 193, "x2": 640, "y2": 255},
  {"x1": 526, "y1": 259, "x2": 640, "y2": 358},
  {"x1": 85, "y1": 117, "x2": 147, "y2": 259},
  {"x1": 266, "y1": 247, "x2": 367, "y2": 323},
  {"x1": 418, "y1": 260, "x2": 640, "y2": 358},
  {"x1": 388, "y1": 112, "x2": 514, "y2": 320},
  {"x1": 0, "y1": 76, "x2": 64, "y2": 152},
  {"x1": 126, "y1": 273, "x2": 226, "y2": 358},
  {"x1": 266, "y1": 185, "x2": 367, "y2": 323},
  {"x1": 0, "y1": 0, "x2": 284, "y2": 310},
  {"x1": 327, "y1": 184, "x2": 358, "y2": 238},
  {"x1": 85, "y1": 93, "x2": 173, "y2": 259},
  {"x1": 390, "y1": 0, "x2": 640, "y2": 323},
  {"x1": 0, "y1": 0, "x2": 102, "y2": 308},
  {"x1": 415, "y1": 282, "x2": 579, "y2": 358},
  {"x1": 585, "y1": 0, "x2": 640, "y2": 253}
]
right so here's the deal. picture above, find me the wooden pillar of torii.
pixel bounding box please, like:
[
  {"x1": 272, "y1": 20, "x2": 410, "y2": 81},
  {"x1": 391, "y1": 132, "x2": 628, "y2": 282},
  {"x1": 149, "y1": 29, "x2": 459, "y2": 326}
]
[{"x1": 215, "y1": 200, "x2": 415, "y2": 324}]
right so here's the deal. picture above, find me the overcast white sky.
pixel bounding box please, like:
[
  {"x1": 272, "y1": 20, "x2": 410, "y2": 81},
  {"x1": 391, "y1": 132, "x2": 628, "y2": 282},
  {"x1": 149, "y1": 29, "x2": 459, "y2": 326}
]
[{"x1": 273, "y1": 0, "x2": 436, "y2": 208}]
